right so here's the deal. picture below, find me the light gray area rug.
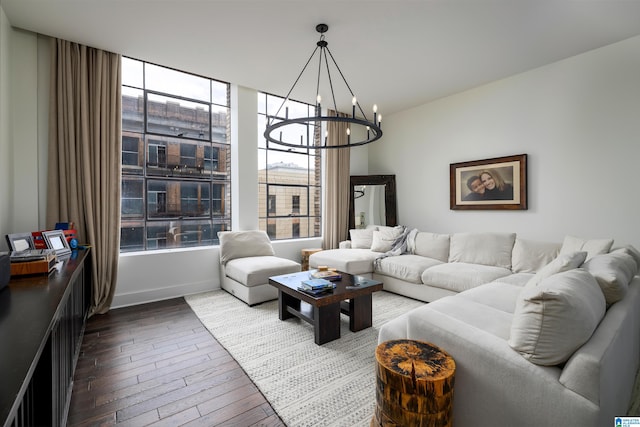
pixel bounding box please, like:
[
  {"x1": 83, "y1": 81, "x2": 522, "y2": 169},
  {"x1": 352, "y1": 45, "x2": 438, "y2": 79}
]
[
  {"x1": 186, "y1": 290, "x2": 640, "y2": 425},
  {"x1": 185, "y1": 290, "x2": 424, "y2": 427}
]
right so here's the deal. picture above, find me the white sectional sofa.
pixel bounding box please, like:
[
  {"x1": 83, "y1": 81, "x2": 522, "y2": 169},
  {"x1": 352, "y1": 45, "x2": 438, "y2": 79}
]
[{"x1": 309, "y1": 226, "x2": 640, "y2": 426}]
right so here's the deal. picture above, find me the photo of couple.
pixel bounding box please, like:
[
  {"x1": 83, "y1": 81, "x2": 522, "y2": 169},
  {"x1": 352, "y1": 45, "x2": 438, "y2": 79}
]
[
  {"x1": 462, "y1": 168, "x2": 514, "y2": 201},
  {"x1": 450, "y1": 154, "x2": 526, "y2": 210}
]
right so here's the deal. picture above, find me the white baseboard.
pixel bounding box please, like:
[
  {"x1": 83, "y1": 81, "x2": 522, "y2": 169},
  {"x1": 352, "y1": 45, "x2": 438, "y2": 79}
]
[{"x1": 111, "y1": 280, "x2": 219, "y2": 309}]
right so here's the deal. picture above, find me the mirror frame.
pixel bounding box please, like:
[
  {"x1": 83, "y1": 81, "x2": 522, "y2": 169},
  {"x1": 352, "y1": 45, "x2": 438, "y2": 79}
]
[{"x1": 349, "y1": 175, "x2": 397, "y2": 231}]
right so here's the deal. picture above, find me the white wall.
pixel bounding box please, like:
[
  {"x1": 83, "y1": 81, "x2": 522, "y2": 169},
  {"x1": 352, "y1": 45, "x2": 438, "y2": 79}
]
[
  {"x1": 0, "y1": 18, "x2": 48, "y2": 250},
  {"x1": 0, "y1": 6, "x2": 12, "y2": 250},
  {"x1": 370, "y1": 35, "x2": 640, "y2": 249},
  {"x1": 10, "y1": 29, "x2": 41, "y2": 233}
]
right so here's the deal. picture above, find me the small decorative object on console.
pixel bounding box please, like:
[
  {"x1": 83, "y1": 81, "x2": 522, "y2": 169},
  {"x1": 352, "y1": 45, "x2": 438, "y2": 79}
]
[{"x1": 9, "y1": 249, "x2": 56, "y2": 262}]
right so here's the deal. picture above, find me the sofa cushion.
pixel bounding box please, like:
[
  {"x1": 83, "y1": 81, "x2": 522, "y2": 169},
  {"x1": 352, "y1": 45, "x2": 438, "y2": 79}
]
[
  {"x1": 493, "y1": 273, "x2": 534, "y2": 287},
  {"x1": 458, "y1": 281, "x2": 523, "y2": 314},
  {"x1": 525, "y1": 251, "x2": 587, "y2": 288},
  {"x1": 508, "y1": 269, "x2": 606, "y2": 366},
  {"x1": 416, "y1": 296, "x2": 514, "y2": 341},
  {"x1": 309, "y1": 248, "x2": 378, "y2": 275},
  {"x1": 559, "y1": 235, "x2": 613, "y2": 260},
  {"x1": 225, "y1": 256, "x2": 300, "y2": 287},
  {"x1": 349, "y1": 228, "x2": 374, "y2": 249},
  {"x1": 582, "y1": 250, "x2": 638, "y2": 305},
  {"x1": 375, "y1": 254, "x2": 443, "y2": 284},
  {"x1": 371, "y1": 226, "x2": 404, "y2": 253},
  {"x1": 613, "y1": 245, "x2": 640, "y2": 270},
  {"x1": 413, "y1": 232, "x2": 450, "y2": 263},
  {"x1": 218, "y1": 230, "x2": 275, "y2": 264},
  {"x1": 421, "y1": 262, "x2": 512, "y2": 293},
  {"x1": 449, "y1": 232, "x2": 516, "y2": 269},
  {"x1": 511, "y1": 238, "x2": 560, "y2": 273}
]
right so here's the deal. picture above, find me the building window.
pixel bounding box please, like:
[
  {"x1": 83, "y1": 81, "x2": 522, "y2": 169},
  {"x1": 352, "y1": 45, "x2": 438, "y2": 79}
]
[
  {"x1": 266, "y1": 222, "x2": 276, "y2": 239},
  {"x1": 268, "y1": 194, "x2": 277, "y2": 214},
  {"x1": 120, "y1": 58, "x2": 231, "y2": 252},
  {"x1": 292, "y1": 195, "x2": 300, "y2": 214},
  {"x1": 257, "y1": 93, "x2": 321, "y2": 240}
]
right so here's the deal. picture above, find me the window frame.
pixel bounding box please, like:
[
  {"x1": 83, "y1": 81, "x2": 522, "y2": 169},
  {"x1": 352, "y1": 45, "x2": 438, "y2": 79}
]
[
  {"x1": 257, "y1": 92, "x2": 322, "y2": 241},
  {"x1": 120, "y1": 58, "x2": 232, "y2": 252}
]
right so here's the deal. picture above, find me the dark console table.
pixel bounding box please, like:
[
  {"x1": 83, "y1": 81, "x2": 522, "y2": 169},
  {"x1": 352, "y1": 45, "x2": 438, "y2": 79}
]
[{"x1": 0, "y1": 249, "x2": 91, "y2": 427}]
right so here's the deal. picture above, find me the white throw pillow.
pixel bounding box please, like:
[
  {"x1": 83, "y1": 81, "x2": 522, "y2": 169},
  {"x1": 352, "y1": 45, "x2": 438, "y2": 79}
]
[
  {"x1": 525, "y1": 251, "x2": 587, "y2": 288},
  {"x1": 448, "y1": 232, "x2": 516, "y2": 269},
  {"x1": 559, "y1": 235, "x2": 613, "y2": 260},
  {"x1": 511, "y1": 238, "x2": 560, "y2": 273},
  {"x1": 370, "y1": 226, "x2": 403, "y2": 253},
  {"x1": 349, "y1": 228, "x2": 374, "y2": 249},
  {"x1": 509, "y1": 269, "x2": 606, "y2": 366},
  {"x1": 218, "y1": 230, "x2": 275, "y2": 264},
  {"x1": 582, "y1": 250, "x2": 638, "y2": 305}
]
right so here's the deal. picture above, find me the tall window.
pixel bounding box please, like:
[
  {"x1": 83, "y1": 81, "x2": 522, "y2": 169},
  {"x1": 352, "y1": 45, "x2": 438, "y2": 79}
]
[
  {"x1": 258, "y1": 93, "x2": 321, "y2": 240},
  {"x1": 120, "y1": 58, "x2": 231, "y2": 252}
]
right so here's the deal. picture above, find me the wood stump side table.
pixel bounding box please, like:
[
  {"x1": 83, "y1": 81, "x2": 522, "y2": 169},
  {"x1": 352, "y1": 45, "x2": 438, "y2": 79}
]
[
  {"x1": 301, "y1": 248, "x2": 322, "y2": 271},
  {"x1": 372, "y1": 339, "x2": 456, "y2": 427}
]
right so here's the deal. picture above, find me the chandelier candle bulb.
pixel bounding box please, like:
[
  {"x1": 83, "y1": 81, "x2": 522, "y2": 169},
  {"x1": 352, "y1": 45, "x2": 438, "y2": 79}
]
[{"x1": 352, "y1": 96, "x2": 357, "y2": 117}]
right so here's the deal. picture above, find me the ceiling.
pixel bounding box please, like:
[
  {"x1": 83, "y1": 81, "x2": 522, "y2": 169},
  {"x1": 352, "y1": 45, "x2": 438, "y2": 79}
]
[{"x1": 4, "y1": 0, "x2": 640, "y2": 115}]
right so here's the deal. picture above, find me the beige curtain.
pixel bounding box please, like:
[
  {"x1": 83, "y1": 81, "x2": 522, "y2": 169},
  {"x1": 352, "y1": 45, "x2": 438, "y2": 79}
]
[
  {"x1": 47, "y1": 39, "x2": 122, "y2": 315},
  {"x1": 322, "y1": 111, "x2": 351, "y2": 249}
]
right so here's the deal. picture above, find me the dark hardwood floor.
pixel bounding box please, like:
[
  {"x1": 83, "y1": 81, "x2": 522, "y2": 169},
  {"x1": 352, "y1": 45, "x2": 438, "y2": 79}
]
[{"x1": 67, "y1": 297, "x2": 285, "y2": 427}]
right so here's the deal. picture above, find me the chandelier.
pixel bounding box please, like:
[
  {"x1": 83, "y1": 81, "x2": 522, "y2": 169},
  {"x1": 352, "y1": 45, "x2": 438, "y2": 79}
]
[{"x1": 264, "y1": 24, "x2": 382, "y2": 149}]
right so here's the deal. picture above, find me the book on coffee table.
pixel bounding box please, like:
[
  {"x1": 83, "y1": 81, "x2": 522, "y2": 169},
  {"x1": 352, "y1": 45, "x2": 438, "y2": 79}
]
[
  {"x1": 298, "y1": 278, "x2": 336, "y2": 295},
  {"x1": 301, "y1": 278, "x2": 333, "y2": 290},
  {"x1": 297, "y1": 286, "x2": 335, "y2": 296}
]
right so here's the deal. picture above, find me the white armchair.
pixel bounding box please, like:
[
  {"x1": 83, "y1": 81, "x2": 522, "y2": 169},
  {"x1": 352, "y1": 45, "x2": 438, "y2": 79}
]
[{"x1": 218, "y1": 230, "x2": 301, "y2": 305}]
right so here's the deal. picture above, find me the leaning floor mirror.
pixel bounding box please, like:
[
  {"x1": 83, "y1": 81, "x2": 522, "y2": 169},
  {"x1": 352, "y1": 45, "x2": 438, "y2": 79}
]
[{"x1": 349, "y1": 175, "x2": 397, "y2": 232}]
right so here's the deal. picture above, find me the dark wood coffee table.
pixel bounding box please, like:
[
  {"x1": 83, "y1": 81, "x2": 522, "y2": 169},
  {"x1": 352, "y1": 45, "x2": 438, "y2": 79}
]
[{"x1": 268, "y1": 271, "x2": 383, "y2": 345}]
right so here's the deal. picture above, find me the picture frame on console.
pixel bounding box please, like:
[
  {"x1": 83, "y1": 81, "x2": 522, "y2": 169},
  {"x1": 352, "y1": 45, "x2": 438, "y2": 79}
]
[
  {"x1": 42, "y1": 230, "x2": 72, "y2": 257},
  {"x1": 6, "y1": 233, "x2": 36, "y2": 252},
  {"x1": 450, "y1": 154, "x2": 527, "y2": 210}
]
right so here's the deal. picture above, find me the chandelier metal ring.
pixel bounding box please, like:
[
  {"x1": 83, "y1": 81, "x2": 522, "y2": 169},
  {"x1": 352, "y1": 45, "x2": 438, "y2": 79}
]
[{"x1": 264, "y1": 116, "x2": 382, "y2": 149}]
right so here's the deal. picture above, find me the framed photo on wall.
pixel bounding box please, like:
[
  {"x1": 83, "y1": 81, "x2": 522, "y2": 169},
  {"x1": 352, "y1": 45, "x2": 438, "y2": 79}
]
[{"x1": 450, "y1": 154, "x2": 527, "y2": 210}]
